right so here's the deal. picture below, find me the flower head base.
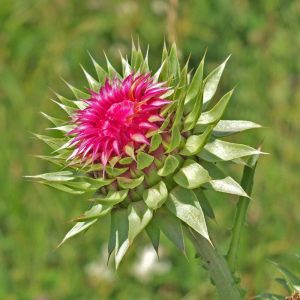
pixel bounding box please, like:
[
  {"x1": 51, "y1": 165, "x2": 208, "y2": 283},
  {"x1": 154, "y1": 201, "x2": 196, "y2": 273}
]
[
  {"x1": 28, "y1": 42, "x2": 262, "y2": 268},
  {"x1": 68, "y1": 73, "x2": 170, "y2": 166}
]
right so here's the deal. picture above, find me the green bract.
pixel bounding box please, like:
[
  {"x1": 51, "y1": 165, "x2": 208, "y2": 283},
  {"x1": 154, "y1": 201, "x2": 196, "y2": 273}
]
[{"x1": 27, "y1": 41, "x2": 262, "y2": 268}]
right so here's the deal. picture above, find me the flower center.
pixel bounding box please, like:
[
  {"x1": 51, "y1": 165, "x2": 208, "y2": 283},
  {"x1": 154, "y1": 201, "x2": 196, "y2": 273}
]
[{"x1": 106, "y1": 100, "x2": 135, "y2": 125}]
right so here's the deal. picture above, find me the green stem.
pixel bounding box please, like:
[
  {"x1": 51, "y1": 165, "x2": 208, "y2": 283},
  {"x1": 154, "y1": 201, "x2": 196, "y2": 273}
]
[
  {"x1": 187, "y1": 229, "x2": 242, "y2": 300},
  {"x1": 227, "y1": 153, "x2": 260, "y2": 273}
]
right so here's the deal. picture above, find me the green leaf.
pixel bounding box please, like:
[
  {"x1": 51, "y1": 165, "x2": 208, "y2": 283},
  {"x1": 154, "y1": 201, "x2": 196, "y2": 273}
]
[
  {"x1": 155, "y1": 207, "x2": 185, "y2": 253},
  {"x1": 58, "y1": 219, "x2": 97, "y2": 247},
  {"x1": 121, "y1": 54, "x2": 132, "y2": 77},
  {"x1": 104, "y1": 52, "x2": 120, "y2": 79},
  {"x1": 110, "y1": 208, "x2": 129, "y2": 268},
  {"x1": 200, "y1": 161, "x2": 226, "y2": 179},
  {"x1": 137, "y1": 152, "x2": 154, "y2": 170},
  {"x1": 55, "y1": 93, "x2": 87, "y2": 110},
  {"x1": 157, "y1": 155, "x2": 182, "y2": 177},
  {"x1": 41, "y1": 112, "x2": 65, "y2": 127},
  {"x1": 141, "y1": 46, "x2": 150, "y2": 73},
  {"x1": 124, "y1": 143, "x2": 135, "y2": 160},
  {"x1": 117, "y1": 175, "x2": 144, "y2": 189},
  {"x1": 193, "y1": 188, "x2": 215, "y2": 219},
  {"x1": 174, "y1": 159, "x2": 211, "y2": 189},
  {"x1": 149, "y1": 133, "x2": 162, "y2": 152},
  {"x1": 73, "y1": 204, "x2": 112, "y2": 222},
  {"x1": 212, "y1": 120, "x2": 261, "y2": 137},
  {"x1": 159, "y1": 58, "x2": 169, "y2": 82},
  {"x1": 49, "y1": 124, "x2": 75, "y2": 133},
  {"x1": 153, "y1": 60, "x2": 166, "y2": 83},
  {"x1": 94, "y1": 190, "x2": 129, "y2": 205},
  {"x1": 33, "y1": 134, "x2": 66, "y2": 150},
  {"x1": 180, "y1": 125, "x2": 214, "y2": 156},
  {"x1": 185, "y1": 52, "x2": 205, "y2": 107},
  {"x1": 63, "y1": 80, "x2": 90, "y2": 99},
  {"x1": 83, "y1": 177, "x2": 114, "y2": 190},
  {"x1": 51, "y1": 100, "x2": 76, "y2": 116},
  {"x1": 203, "y1": 56, "x2": 230, "y2": 106},
  {"x1": 146, "y1": 222, "x2": 160, "y2": 255},
  {"x1": 183, "y1": 87, "x2": 203, "y2": 131},
  {"x1": 169, "y1": 43, "x2": 180, "y2": 84},
  {"x1": 89, "y1": 52, "x2": 107, "y2": 84},
  {"x1": 105, "y1": 166, "x2": 128, "y2": 177},
  {"x1": 201, "y1": 139, "x2": 263, "y2": 162},
  {"x1": 143, "y1": 180, "x2": 168, "y2": 210},
  {"x1": 131, "y1": 42, "x2": 144, "y2": 71},
  {"x1": 119, "y1": 157, "x2": 134, "y2": 165},
  {"x1": 108, "y1": 212, "x2": 116, "y2": 260},
  {"x1": 25, "y1": 171, "x2": 74, "y2": 182},
  {"x1": 167, "y1": 126, "x2": 182, "y2": 153},
  {"x1": 172, "y1": 63, "x2": 188, "y2": 127},
  {"x1": 34, "y1": 154, "x2": 64, "y2": 166},
  {"x1": 206, "y1": 176, "x2": 249, "y2": 198},
  {"x1": 128, "y1": 201, "x2": 153, "y2": 243},
  {"x1": 81, "y1": 66, "x2": 100, "y2": 91},
  {"x1": 42, "y1": 182, "x2": 85, "y2": 194},
  {"x1": 167, "y1": 186, "x2": 210, "y2": 241},
  {"x1": 196, "y1": 89, "x2": 233, "y2": 126}
]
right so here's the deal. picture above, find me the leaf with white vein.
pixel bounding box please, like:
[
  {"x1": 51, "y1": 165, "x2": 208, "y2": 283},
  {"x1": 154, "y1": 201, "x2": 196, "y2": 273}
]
[
  {"x1": 200, "y1": 139, "x2": 263, "y2": 161},
  {"x1": 206, "y1": 176, "x2": 250, "y2": 198},
  {"x1": 167, "y1": 186, "x2": 210, "y2": 241},
  {"x1": 58, "y1": 219, "x2": 97, "y2": 247},
  {"x1": 212, "y1": 120, "x2": 262, "y2": 137}
]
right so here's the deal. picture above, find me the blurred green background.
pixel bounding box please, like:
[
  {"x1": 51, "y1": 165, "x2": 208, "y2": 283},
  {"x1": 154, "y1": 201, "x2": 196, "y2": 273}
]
[{"x1": 1, "y1": 0, "x2": 300, "y2": 299}]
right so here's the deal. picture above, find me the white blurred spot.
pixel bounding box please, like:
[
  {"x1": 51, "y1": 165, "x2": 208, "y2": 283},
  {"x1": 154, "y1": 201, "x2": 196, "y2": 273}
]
[{"x1": 131, "y1": 245, "x2": 171, "y2": 282}]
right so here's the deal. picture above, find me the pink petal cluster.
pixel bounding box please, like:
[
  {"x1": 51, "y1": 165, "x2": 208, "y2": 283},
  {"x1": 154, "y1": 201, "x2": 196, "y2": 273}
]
[{"x1": 68, "y1": 73, "x2": 170, "y2": 165}]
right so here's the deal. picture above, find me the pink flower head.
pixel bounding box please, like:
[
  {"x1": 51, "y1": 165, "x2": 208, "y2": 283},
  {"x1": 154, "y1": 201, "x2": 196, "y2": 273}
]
[{"x1": 68, "y1": 73, "x2": 170, "y2": 166}]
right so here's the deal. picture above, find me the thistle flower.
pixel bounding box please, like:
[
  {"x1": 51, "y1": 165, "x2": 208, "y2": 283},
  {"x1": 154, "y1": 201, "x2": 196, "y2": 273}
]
[
  {"x1": 68, "y1": 73, "x2": 170, "y2": 166},
  {"x1": 28, "y1": 42, "x2": 262, "y2": 268}
]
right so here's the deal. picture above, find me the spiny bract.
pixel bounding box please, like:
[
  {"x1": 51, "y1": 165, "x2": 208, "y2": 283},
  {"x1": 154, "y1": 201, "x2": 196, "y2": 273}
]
[{"x1": 28, "y1": 42, "x2": 262, "y2": 268}]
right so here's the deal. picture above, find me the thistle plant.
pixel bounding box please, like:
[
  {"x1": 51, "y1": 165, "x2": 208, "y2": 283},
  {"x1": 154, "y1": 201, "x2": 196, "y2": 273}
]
[{"x1": 28, "y1": 42, "x2": 263, "y2": 299}]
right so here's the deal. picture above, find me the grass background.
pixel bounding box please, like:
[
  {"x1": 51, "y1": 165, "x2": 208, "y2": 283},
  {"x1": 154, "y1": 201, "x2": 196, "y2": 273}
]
[{"x1": 1, "y1": 0, "x2": 299, "y2": 299}]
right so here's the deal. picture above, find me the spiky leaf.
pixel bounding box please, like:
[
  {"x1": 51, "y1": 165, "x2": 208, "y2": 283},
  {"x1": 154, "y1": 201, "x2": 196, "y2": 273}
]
[
  {"x1": 154, "y1": 207, "x2": 185, "y2": 253},
  {"x1": 174, "y1": 159, "x2": 211, "y2": 189},
  {"x1": 167, "y1": 186, "x2": 210, "y2": 241},
  {"x1": 180, "y1": 125, "x2": 214, "y2": 156},
  {"x1": 143, "y1": 180, "x2": 168, "y2": 210},
  {"x1": 157, "y1": 155, "x2": 182, "y2": 177},
  {"x1": 137, "y1": 152, "x2": 154, "y2": 170},
  {"x1": 203, "y1": 56, "x2": 230, "y2": 106}
]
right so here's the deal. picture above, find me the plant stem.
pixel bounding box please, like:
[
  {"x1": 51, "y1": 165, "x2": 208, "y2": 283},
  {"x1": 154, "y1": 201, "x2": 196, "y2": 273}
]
[
  {"x1": 187, "y1": 229, "x2": 242, "y2": 300},
  {"x1": 227, "y1": 153, "x2": 260, "y2": 273}
]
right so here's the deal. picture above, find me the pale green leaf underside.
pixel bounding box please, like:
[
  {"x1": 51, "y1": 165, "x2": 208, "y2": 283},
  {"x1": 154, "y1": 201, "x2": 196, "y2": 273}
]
[
  {"x1": 180, "y1": 125, "x2": 213, "y2": 156},
  {"x1": 203, "y1": 55, "x2": 230, "y2": 106},
  {"x1": 58, "y1": 219, "x2": 97, "y2": 247},
  {"x1": 167, "y1": 186, "x2": 210, "y2": 241},
  {"x1": 143, "y1": 180, "x2": 168, "y2": 210},
  {"x1": 201, "y1": 139, "x2": 262, "y2": 161},
  {"x1": 212, "y1": 120, "x2": 261, "y2": 137},
  {"x1": 174, "y1": 159, "x2": 211, "y2": 189},
  {"x1": 74, "y1": 204, "x2": 112, "y2": 222},
  {"x1": 157, "y1": 155, "x2": 181, "y2": 177},
  {"x1": 206, "y1": 176, "x2": 250, "y2": 198}
]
